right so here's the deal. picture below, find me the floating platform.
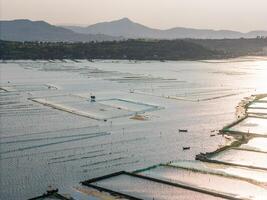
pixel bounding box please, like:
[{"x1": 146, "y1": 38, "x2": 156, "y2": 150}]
[
  {"x1": 0, "y1": 84, "x2": 57, "y2": 92},
  {"x1": 31, "y1": 95, "x2": 162, "y2": 121}
]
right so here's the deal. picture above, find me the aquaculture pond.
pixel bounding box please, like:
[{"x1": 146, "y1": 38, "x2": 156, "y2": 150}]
[{"x1": 1, "y1": 58, "x2": 267, "y2": 199}]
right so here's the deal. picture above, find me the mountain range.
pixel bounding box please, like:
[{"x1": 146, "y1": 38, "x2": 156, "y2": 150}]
[
  {"x1": 64, "y1": 17, "x2": 267, "y2": 39},
  {"x1": 0, "y1": 18, "x2": 266, "y2": 42},
  {"x1": 0, "y1": 19, "x2": 122, "y2": 42}
]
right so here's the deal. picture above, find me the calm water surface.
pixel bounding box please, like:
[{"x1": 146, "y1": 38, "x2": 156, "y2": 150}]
[{"x1": 0, "y1": 58, "x2": 267, "y2": 199}]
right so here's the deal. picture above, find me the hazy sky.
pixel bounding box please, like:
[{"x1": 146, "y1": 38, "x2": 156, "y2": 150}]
[{"x1": 1, "y1": 0, "x2": 267, "y2": 32}]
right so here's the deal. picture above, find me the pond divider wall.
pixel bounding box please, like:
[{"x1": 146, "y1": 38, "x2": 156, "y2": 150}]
[{"x1": 82, "y1": 171, "x2": 245, "y2": 200}]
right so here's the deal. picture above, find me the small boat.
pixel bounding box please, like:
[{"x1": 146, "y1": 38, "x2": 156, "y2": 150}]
[
  {"x1": 90, "y1": 95, "x2": 96, "y2": 102},
  {"x1": 183, "y1": 147, "x2": 190, "y2": 150}
]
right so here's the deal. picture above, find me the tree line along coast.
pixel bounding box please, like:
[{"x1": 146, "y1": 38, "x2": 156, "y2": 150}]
[{"x1": 1, "y1": 38, "x2": 267, "y2": 60}]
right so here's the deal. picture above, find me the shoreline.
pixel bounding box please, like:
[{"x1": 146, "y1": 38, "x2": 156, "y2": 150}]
[{"x1": 1, "y1": 55, "x2": 267, "y2": 62}]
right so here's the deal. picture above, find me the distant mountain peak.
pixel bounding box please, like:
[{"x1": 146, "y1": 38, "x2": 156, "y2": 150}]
[
  {"x1": 118, "y1": 17, "x2": 131, "y2": 22},
  {"x1": 105, "y1": 17, "x2": 135, "y2": 26}
]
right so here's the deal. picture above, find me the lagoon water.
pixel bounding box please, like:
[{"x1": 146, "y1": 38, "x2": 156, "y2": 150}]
[{"x1": 0, "y1": 58, "x2": 267, "y2": 199}]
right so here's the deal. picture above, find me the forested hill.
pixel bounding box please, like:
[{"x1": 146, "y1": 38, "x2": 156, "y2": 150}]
[
  {"x1": 189, "y1": 38, "x2": 267, "y2": 57},
  {"x1": 1, "y1": 38, "x2": 267, "y2": 60},
  {"x1": 0, "y1": 40, "x2": 217, "y2": 60}
]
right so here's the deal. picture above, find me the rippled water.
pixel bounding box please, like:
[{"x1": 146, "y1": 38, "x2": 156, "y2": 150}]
[{"x1": 1, "y1": 58, "x2": 267, "y2": 199}]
